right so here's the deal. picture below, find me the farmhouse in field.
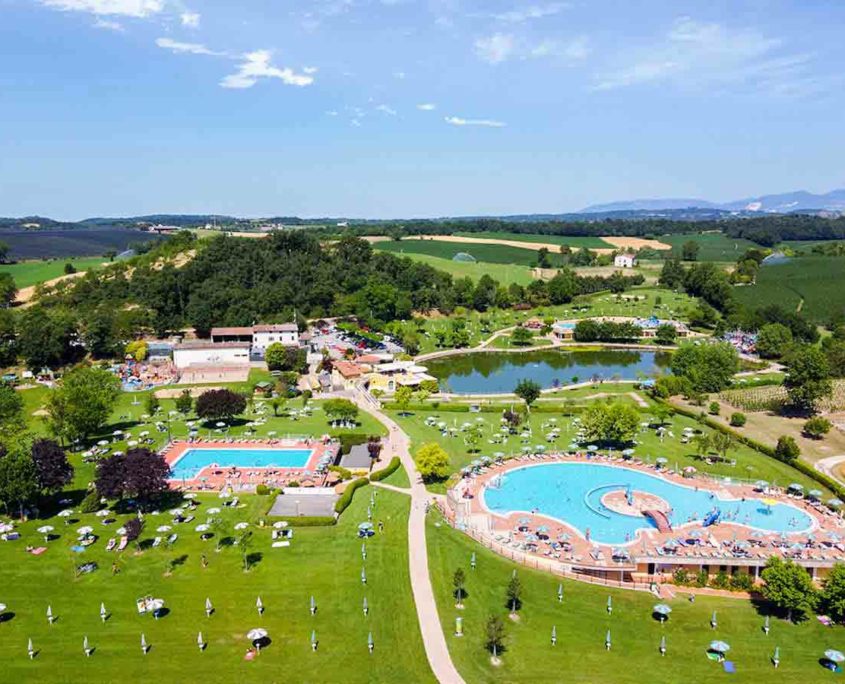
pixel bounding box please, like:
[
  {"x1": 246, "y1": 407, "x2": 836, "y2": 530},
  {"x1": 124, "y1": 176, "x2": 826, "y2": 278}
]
[{"x1": 613, "y1": 252, "x2": 637, "y2": 268}]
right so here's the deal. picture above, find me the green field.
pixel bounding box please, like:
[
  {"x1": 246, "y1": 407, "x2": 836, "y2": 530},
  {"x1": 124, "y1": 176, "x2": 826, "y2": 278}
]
[
  {"x1": 376, "y1": 239, "x2": 567, "y2": 267},
  {"x1": 383, "y1": 252, "x2": 536, "y2": 286},
  {"x1": 0, "y1": 485, "x2": 433, "y2": 683},
  {"x1": 454, "y1": 232, "x2": 612, "y2": 249},
  {"x1": 659, "y1": 233, "x2": 759, "y2": 262},
  {"x1": 428, "y1": 509, "x2": 837, "y2": 684},
  {"x1": 0, "y1": 257, "x2": 108, "y2": 288},
  {"x1": 733, "y1": 255, "x2": 845, "y2": 323}
]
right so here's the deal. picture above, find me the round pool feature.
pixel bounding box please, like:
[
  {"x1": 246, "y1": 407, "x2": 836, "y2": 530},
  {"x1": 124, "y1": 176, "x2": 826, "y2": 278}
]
[
  {"x1": 426, "y1": 349, "x2": 671, "y2": 394},
  {"x1": 482, "y1": 462, "x2": 813, "y2": 545}
]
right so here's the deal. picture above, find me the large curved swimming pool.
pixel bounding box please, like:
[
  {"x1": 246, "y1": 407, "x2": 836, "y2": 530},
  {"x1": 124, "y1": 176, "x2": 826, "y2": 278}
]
[{"x1": 482, "y1": 462, "x2": 813, "y2": 545}]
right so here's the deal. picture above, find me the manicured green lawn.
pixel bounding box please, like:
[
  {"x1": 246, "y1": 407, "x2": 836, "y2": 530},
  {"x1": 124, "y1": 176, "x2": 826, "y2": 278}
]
[
  {"x1": 376, "y1": 239, "x2": 567, "y2": 267},
  {"x1": 659, "y1": 233, "x2": 759, "y2": 262},
  {"x1": 0, "y1": 487, "x2": 432, "y2": 683},
  {"x1": 381, "y1": 252, "x2": 536, "y2": 286},
  {"x1": 454, "y1": 232, "x2": 612, "y2": 249},
  {"x1": 381, "y1": 463, "x2": 411, "y2": 489},
  {"x1": 427, "y1": 509, "x2": 838, "y2": 683},
  {"x1": 387, "y1": 398, "x2": 827, "y2": 495},
  {"x1": 0, "y1": 257, "x2": 108, "y2": 288}
]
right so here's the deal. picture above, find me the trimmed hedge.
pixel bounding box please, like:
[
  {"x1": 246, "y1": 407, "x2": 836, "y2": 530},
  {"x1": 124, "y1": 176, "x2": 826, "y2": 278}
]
[
  {"x1": 660, "y1": 398, "x2": 845, "y2": 502},
  {"x1": 369, "y1": 457, "x2": 401, "y2": 482},
  {"x1": 334, "y1": 477, "x2": 369, "y2": 515},
  {"x1": 273, "y1": 516, "x2": 336, "y2": 527},
  {"x1": 337, "y1": 433, "x2": 370, "y2": 454}
]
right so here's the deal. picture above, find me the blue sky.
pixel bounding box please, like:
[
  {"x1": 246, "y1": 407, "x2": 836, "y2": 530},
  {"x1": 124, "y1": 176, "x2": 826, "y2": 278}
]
[{"x1": 1, "y1": 0, "x2": 844, "y2": 219}]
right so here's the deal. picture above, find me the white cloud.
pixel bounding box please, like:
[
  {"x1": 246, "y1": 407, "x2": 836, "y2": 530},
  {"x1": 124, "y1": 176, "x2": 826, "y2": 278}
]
[
  {"x1": 155, "y1": 37, "x2": 220, "y2": 56},
  {"x1": 474, "y1": 33, "x2": 515, "y2": 64},
  {"x1": 326, "y1": 110, "x2": 339, "y2": 116},
  {"x1": 375, "y1": 104, "x2": 397, "y2": 115},
  {"x1": 220, "y1": 50, "x2": 315, "y2": 89},
  {"x1": 303, "y1": 66, "x2": 319, "y2": 74},
  {"x1": 393, "y1": 70, "x2": 406, "y2": 80},
  {"x1": 180, "y1": 11, "x2": 200, "y2": 28},
  {"x1": 93, "y1": 18, "x2": 124, "y2": 31},
  {"x1": 417, "y1": 103, "x2": 436, "y2": 111},
  {"x1": 445, "y1": 116, "x2": 506, "y2": 128},
  {"x1": 492, "y1": 3, "x2": 569, "y2": 23},
  {"x1": 40, "y1": 0, "x2": 164, "y2": 17},
  {"x1": 593, "y1": 17, "x2": 813, "y2": 94},
  {"x1": 530, "y1": 36, "x2": 590, "y2": 61}
]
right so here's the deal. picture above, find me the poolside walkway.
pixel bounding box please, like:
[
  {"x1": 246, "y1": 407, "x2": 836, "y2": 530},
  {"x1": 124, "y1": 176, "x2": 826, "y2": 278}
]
[{"x1": 352, "y1": 391, "x2": 466, "y2": 684}]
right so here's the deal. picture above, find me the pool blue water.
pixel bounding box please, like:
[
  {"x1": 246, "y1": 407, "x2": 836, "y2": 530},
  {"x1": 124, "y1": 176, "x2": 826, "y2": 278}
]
[
  {"x1": 170, "y1": 448, "x2": 312, "y2": 480},
  {"x1": 483, "y1": 462, "x2": 813, "y2": 545}
]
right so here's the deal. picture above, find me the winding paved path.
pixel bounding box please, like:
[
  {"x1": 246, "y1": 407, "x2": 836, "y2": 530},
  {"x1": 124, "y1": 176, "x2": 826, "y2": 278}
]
[{"x1": 353, "y1": 393, "x2": 466, "y2": 684}]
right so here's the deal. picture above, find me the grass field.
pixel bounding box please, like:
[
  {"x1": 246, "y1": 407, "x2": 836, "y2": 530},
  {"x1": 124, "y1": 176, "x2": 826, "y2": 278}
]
[
  {"x1": 659, "y1": 233, "x2": 759, "y2": 262},
  {"x1": 387, "y1": 394, "x2": 824, "y2": 495},
  {"x1": 733, "y1": 255, "x2": 845, "y2": 323},
  {"x1": 384, "y1": 252, "x2": 536, "y2": 286},
  {"x1": 0, "y1": 257, "x2": 108, "y2": 288},
  {"x1": 376, "y1": 239, "x2": 567, "y2": 267},
  {"x1": 427, "y1": 508, "x2": 838, "y2": 684},
  {"x1": 0, "y1": 485, "x2": 433, "y2": 683},
  {"x1": 454, "y1": 232, "x2": 612, "y2": 249}
]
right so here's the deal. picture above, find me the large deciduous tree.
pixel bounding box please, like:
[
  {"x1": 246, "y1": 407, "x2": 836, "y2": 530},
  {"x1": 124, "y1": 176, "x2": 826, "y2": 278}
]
[
  {"x1": 784, "y1": 345, "x2": 832, "y2": 413},
  {"x1": 514, "y1": 379, "x2": 541, "y2": 409},
  {"x1": 46, "y1": 365, "x2": 121, "y2": 444},
  {"x1": 414, "y1": 443, "x2": 450, "y2": 482},
  {"x1": 761, "y1": 556, "x2": 818, "y2": 622},
  {"x1": 323, "y1": 398, "x2": 359, "y2": 423},
  {"x1": 195, "y1": 389, "x2": 247, "y2": 423},
  {"x1": 0, "y1": 444, "x2": 39, "y2": 517},
  {"x1": 31, "y1": 438, "x2": 73, "y2": 494},
  {"x1": 95, "y1": 448, "x2": 170, "y2": 503},
  {"x1": 670, "y1": 341, "x2": 739, "y2": 393},
  {"x1": 582, "y1": 400, "x2": 640, "y2": 445}
]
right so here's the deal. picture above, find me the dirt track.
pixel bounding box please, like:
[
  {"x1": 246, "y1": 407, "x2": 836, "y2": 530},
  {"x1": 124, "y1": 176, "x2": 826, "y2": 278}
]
[{"x1": 15, "y1": 271, "x2": 90, "y2": 304}]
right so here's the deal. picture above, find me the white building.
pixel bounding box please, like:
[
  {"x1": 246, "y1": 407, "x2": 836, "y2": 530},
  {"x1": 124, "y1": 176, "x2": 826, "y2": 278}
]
[
  {"x1": 613, "y1": 252, "x2": 637, "y2": 268},
  {"x1": 173, "y1": 341, "x2": 250, "y2": 369},
  {"x1": 252, "y1": 323, "x2": 299, "y2": 353}
]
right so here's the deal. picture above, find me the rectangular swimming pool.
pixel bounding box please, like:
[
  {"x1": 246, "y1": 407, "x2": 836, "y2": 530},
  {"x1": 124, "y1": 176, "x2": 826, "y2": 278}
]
[{"x1": 169, "y1": 448, "x2": 313, "y2": 481}]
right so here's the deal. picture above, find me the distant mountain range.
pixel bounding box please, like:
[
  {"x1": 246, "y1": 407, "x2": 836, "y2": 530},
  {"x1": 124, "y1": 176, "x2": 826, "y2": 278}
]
[{"x1": 581, "y1": 189, "x2": 845, "y2": 215}]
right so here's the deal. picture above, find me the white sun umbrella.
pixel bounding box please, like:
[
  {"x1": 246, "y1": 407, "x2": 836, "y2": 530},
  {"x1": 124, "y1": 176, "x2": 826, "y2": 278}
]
[
  {"x1": 77, "y1": 526, "x2": 94, "y2": 535},
  {"x1": 234, "y1": 522, "x2": 249, "y2": 530},
  {"x1": 218, "y1": 491, "x2": 231, "y2": 498},
  {"x1": 207, "y1": 507, "x2": 221, "y2": 515},
  {"x1": 58, "y1": 509, "x2": 73, "y2": 518},
  {"x1": 113, "y1": 430, "x2": 123, "y2": 437},
  {"x1": 197, "y1": 631, "x2": 205, "y2": 649},
  {"x1": 195, "y1": 524, "x2": 211, "y2": 533},
  {"x1": 95, "y1": 509, "x2": 111, "y2": 517},
  {"x1": 149, "y1": 598, "x2": 165, "y2": 614},
  {"x1": 37, "y1": 525, "x2": 54, "y2": 538},
  {"x1": 127, "y1": 440, "x2": 139, "y2": 447},
  {"x1": 139, "y1": 431, "x2": 150, "y2": 437},
  {"x1": 205, "y1": 597, "x2": 213, "y2": 616},
  {"x1": 273, "y1": 521, "x2": 288, "y2": 529},
  {"x1": 169, "y1": 508, "x2": 184, "y2": 516},
  {"x1": 0, "y1": 602, "x2": 6, "y2": 613},
  {"x1": 0, "y1": 522, "x2": 13, "y2": 533},
  {"x1": 267, "y1": 431, "x2": 277, "y2": 437},
  {"x1": 114, "y1": 526, "x2": 126, "y2": 535},
  {"x1": 216, "y1": 422, "x2": 226, "y2": 428},
  {"x1": 156, "y1": 525, "x2": 172, "y2": 533},
  {"x1": 184, "y1": 493, "x2": 197, "y2": 500},
  {"x1": 97, "y1": 440, "x2": 109, "y2": 446},
  {"x1": 247, "y1": 627, "x2": 268, "y2": 641}
]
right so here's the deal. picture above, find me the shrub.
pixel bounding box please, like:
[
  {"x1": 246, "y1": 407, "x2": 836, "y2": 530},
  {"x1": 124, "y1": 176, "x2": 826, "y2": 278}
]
[
  {"x1": 328, "y1": 465, "x2": 353, "y2": 481},
  {"x1": 774, "y1": 435, "x2": 800, "y2": 462},
  {"x1": 710, "y1": 571, "x2": 730, "y2": 590},
  {"x1": 256, "y1": 484, "x2": 272, "y2": 495},
  {"x1": 369, "y1": 456, "x2": 401, "y2": 482},
  {"x1": 708, "y1": 401, "x2": 720, "y2": 416},
  {"x1": 672, "y1": 568, "x2": 690, "y2": 586},
  {"x1": 334, "y1": 478, "x2": 368, "y2": 515},
  {"x1": 273, "y1": 516, "x2": 336, "y2": 527},
  {"x1": 804, "y1": 416, "x2": 832, "y2": 439},
  {"x1": 80, "y1": 489, "x2": 100, "y2": 513},
  {"x1": 694, "y1": 569, "x2": 708, "y2": 588},
  {"x1": 337, "y1": 433, "x2": 369, "y2": 454},
  {"x1": 729, "y1": 412, "x2": 747, "y2": 427},
  {"x1": 730, "y1": 573, "x2": 754, "y2": 592}
]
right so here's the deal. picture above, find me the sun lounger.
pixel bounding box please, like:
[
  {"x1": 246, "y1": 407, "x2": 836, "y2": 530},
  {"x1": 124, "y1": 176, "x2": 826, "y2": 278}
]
[
  {"x1": 117, "y1": 536, "x2": 128, "y2": 551},
  {"x1": 152, "y1": 537, "x2": 162, "y2": 548},
  {"x1": 271, "y1": 540, "x2": 290, "y2": 548},
  {"x1": 105, "y1": 538, "x2": 117, "y2": 551}
]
